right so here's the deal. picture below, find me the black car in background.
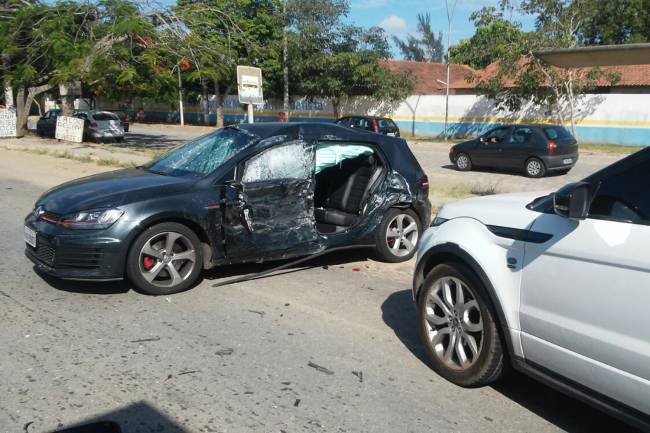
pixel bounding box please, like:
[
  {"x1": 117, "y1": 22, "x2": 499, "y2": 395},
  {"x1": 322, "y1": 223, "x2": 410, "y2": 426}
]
[
  {"x1": 450, "y1": 124, "x2": 579, "y2": 177},
  {"x1": 24, "y1": 123, "x2": 431, "y2": 295},
  {"x1": 335, "y1": 116, "x2": 401, "y2": 137}
]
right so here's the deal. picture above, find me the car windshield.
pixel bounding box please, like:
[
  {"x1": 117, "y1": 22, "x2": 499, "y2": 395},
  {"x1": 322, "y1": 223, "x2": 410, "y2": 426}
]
[
  {"x1": 93, "y1": 112, "x2": 119, "y2": 121},
  {"x1": 145, "y1": 128, "x2": 256, "y2": 178}
]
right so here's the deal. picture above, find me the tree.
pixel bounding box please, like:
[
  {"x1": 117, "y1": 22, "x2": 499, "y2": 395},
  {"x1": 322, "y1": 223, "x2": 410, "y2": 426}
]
[
  {"x1": 1, "y1": 0, "x2": 155, "y2": 135},
  {"x1": 293, "y1": 24, "x2": 413, "y2": 115},
  {"x1": 579, "y1": 0, "x2": 650, "y2": 44},
  {"x1": 449, "y1": 7, "x2": 527, "y2": 69},
  {"x1": 393, "y1": 13, "x2": 444, "y2": 62},
  {"x1": 462, "y1": 1, "x2": 620, "y2": 137}
]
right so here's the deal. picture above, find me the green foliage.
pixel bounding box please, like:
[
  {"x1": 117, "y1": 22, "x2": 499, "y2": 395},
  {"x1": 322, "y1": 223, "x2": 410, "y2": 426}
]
[
  {"x1": 578, "y1": 0, "x2": 650, "y2": 44},
  {"x1": 393, "y1": 13, "x2": 444, "y2": 62},
  {"x1": 449, "y1": 7, "x2": 527, "y2": 69}
]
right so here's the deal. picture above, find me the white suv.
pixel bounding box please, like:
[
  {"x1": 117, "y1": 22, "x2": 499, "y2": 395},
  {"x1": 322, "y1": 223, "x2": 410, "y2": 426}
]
[{"x1": 413, "y1": 148, "x2": 650, "y2": 429}]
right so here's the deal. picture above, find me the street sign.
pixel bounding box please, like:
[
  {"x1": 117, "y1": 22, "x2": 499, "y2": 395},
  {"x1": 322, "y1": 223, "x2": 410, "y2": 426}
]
[
  {"x1": 236, "y1": 66, "x2": 264, "y2": 105},
  {"x1": 55, "y1": 116, "x2": 84, "y2": 143},
  {"x1": 0, "y1": 109, "x2": 17, "y2": 138}
]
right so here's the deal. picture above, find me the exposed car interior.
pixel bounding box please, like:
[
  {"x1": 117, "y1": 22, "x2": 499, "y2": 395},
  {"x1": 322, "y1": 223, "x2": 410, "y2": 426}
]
[{"x1": 313, "y1": 142, "x2": 385, "y2": 234}]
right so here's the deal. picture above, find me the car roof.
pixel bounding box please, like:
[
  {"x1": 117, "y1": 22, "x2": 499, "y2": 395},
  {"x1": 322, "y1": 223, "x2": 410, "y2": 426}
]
[{"x1": 336, "y1": 115, "x2": 393, "y2": 121}]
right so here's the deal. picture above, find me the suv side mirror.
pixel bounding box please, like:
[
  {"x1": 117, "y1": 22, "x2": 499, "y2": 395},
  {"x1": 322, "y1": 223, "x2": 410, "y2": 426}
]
[{"x1": 553, "y1": 182, "x2": 593, "y2": 220}]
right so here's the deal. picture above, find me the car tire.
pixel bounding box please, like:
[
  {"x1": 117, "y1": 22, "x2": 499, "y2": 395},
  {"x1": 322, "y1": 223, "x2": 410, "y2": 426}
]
[
  {"x1": 374, "y1": 208, "x2": 421, "y2": 263},
  {"x1": 455, "y1": 153, "x2": 472, "y2": 171},
  {"x1": 418, "y1": 262, "x2": 505, "y2": 387},
  {"x1": 126, "y1": 222, "x2": 203, "y2": 295},
  {"x1": 525, "y1": 157, "x2": 546, "y2": 178}
]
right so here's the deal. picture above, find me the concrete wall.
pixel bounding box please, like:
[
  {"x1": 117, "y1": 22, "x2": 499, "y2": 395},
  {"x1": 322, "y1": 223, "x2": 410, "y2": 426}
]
[{"x1": 99, "y1": 92, "x2": 650, "y2": 146}]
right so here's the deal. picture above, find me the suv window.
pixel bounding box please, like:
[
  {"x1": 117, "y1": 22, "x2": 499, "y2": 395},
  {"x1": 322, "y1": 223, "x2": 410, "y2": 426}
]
[
  {"x1": 350, "y1": 117, "x2": 370, "y2": 129},
  {"x1": 242, "y1": 141, "x2": 313, "y2": 183},
  {"x1": 589, "y1": 160, "x2": 650, "y2": 224}
]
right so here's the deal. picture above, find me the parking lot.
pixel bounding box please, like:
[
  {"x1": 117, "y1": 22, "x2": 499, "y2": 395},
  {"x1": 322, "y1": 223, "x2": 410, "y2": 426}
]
[{"x1": 0, "y1": 126, "x2": 637, "y2": 433}]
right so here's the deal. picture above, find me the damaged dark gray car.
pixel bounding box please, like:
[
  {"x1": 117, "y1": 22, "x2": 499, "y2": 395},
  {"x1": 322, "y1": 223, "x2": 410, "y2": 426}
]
[{"x1": 24, "y1": 123, "x2": 431, "y2": 295}]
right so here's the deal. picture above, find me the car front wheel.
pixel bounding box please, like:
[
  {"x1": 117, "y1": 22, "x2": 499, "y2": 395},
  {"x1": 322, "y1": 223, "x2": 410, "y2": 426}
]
[
  {"x1": 418, "y1": 263, "x2": 504, "y2": 387},
  {"x1": 455, "y1": 153, "x2": 472, "y2": 171},
  {"x1": 374, "y1": 208, "x2": 421, "y2": 263},
  {"x1": 126, "y1": 222, "x2": 203, "y2": 295}
]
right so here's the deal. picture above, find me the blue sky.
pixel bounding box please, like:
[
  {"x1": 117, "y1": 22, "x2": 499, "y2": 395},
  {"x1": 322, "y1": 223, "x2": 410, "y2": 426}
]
[{"x1": 346, "y1": 0, "x2": 536, "y2": 56}]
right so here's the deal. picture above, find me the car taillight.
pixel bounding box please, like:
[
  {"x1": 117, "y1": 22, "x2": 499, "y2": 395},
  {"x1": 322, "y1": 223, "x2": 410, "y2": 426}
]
[
  {"x1": 372, "y1": 118, "x2": 378, "y2": 133},
  {"x1": 548, "y1": 140, "x2": 557, "y2": 154},
  {"x1": 420, "y1": 175, "x2": 429, "y2": 196}
]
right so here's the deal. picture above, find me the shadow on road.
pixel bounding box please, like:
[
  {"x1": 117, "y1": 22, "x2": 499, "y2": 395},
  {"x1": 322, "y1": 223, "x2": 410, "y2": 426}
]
[
  {"x1": 381, "y1": 289, "x2": 640, "y2": 433},
  {"x1": 441, "y1": 163, "x2": 569, "y2": 178},
  {"x1": 35, "y1": 268, "x2": 130, "y2": 295}
]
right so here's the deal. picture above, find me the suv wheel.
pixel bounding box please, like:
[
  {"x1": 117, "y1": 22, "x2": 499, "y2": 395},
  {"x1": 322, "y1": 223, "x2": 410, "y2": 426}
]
[
  {"x1": 418, "y1": 263, "x2": 504, "y2": 387},
  {"x1": 126, "y1": 222, "x2": 203, "y2": 295},
  {"x1": 455, "y1": 153, "x2": 472, "y2": 171},
  {"x1": 525, "y1": 157, "x2": 546, "y2": 178},
  {"x1": 374, "y1": 208, "x2": 421, "y2": 263}
]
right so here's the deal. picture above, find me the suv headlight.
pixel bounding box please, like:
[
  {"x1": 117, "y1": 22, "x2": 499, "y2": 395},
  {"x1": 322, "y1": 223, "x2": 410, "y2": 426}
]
[
  {"x1": 60, "y1": 208, "x2": 124, "y2": 229},
  {"x1": 430, "y1": 216, "x2": 449, "y2": 227}
]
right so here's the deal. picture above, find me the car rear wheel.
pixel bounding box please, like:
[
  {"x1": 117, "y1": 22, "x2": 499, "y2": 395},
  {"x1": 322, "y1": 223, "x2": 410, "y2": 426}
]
[
  {"x1": 455, "y1": 153, "x2": 472, "y2": 171},
  {"x1": 418, "y1": 263, "x2": 504, "y2": 387},
  {"x1": 374, "y1": 208, "x2": 421, "y2": 263},
  {"x1": 525, "y1": 157, "x2": 546, "y2": 178},
  {"x1": 126, "y1": 222, "x2": 203, "y2": 295}
]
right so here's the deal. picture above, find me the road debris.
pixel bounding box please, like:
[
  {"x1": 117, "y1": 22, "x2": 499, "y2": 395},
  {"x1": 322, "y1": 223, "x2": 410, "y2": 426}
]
[
  {"x1": 352, "y1": 370, "x2": 364, "y2": 383},
  {"x1": 178, "y1": 370, "x2": 198, "y2": 376},
  {"x1": 352, "y1": 267, "x2": 361, "y2": 272},
  {"x1": 216, "y1": 347, "x2": 234, "y2": 356},
  {"x1": 294, "y1": 399, "x2": 301, "y2": 407},
  {"x1": 23, "y1": 421, "x2": 33, "y2": 433},
  {"x1": 247, "y1": 309, "x2": 266, "y2": 317},
  {"x1": 130, "y1": 337, "x2": 160, "y2": 343},
  {"x1": 307, "y1": 361, "x2": 334, "y2": 375}
]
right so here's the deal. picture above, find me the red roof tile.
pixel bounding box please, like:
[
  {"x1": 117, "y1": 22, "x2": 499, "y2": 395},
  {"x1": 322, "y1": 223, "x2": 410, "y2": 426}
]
[{"x1": 380, "y1": 60, "x2": 475, "y2": 95}]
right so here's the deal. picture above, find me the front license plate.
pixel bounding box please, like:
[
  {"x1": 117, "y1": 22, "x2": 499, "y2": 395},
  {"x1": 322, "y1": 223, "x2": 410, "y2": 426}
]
[
  {"x1": 563, "y1": 158, "x2": 573, "y2": 164},
  {"x1": 24, "y1": 226, "x2": 37, "y2": 248}
]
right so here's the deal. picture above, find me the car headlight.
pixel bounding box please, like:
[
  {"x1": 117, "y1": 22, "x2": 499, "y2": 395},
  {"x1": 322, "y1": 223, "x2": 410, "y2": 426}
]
[
  {"x1": 60, "y1": 208, "x2": 124, "y2": 229},
  {"x1": 430, "y1": 216, "x2": 449, "y2": 227}
]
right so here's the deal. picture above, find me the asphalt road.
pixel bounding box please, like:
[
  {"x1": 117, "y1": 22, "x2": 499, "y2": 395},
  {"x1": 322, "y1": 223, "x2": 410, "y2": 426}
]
[{"x1": 0, "y1": 148, "x2": 639, "y2": 433}]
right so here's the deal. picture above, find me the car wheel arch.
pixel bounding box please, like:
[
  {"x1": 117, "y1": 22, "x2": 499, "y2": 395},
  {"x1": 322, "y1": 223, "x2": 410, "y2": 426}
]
[
  {"x1": 414, "y1": 242, "x2": 515, "y2": 360},
  {"x1": 122, "y1": 215, "x2": 214, "y2": 274}
]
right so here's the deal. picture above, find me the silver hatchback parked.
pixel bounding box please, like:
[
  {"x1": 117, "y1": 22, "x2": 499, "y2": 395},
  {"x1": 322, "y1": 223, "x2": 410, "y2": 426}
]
[{"x1": 75, "y1": 110, "x2": 125, "y2": 143}]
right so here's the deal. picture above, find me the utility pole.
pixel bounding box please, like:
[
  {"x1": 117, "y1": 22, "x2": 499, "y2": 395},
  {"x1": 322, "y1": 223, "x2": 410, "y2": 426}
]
[
  {"x1": 282, "y1": 0, "x2": 290, "y2": 122},
  {"x1": 177, "y1": 65, "x2": 185, "y2": 127},
  {"x1": 444, "y1": 0, "x2": 457, "y2": 141}
]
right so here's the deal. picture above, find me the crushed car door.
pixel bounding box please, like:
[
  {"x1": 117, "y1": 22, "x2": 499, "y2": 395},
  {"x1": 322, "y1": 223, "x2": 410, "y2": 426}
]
[{"x1": 222, "y1": 139, "x2": 321, "y2": 260}]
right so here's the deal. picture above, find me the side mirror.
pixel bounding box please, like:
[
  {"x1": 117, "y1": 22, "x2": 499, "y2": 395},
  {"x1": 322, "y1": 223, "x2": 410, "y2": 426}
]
[
  {"x1": 553, "y1": 182, "x2": 593, "y2": 220},
  {"x1": 225, "y1": 179, "x2": 243, "y2": 190}
]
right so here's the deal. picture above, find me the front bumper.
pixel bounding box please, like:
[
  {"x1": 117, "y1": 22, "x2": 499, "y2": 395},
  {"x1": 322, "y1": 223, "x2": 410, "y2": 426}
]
[
  {"x1": 540, "y1": 153, "x2": 579, "y2": 170},
  {"x1": 24, "y1": 218, "x2": 126, "y2": 281}
]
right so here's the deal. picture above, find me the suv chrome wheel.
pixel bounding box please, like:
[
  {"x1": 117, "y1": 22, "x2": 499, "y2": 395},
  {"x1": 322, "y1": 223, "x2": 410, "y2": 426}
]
[
  {"x1": 525, "y1": 158, "x2": 545, "y2": 177},
  {"x1": 139, "y1": 231, "x2": 196, "y2": 288},
  {"x1": 385, "y1": 213, "x2": 419, "y2": 257},
  {"x1": 423, "y1": 276, "x2": 483, "y2": 370},
  {"x1": 456, "y1": 153, "x2": 470, "y2": 170}
]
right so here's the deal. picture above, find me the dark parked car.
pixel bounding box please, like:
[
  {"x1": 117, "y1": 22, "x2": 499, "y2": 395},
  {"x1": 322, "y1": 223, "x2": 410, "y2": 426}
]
[
  {"x1": 24, "y1": 123, "x2": 431, "y2": 295},
  {"x1": 36, "y1": 109, "x2": 63, "y2": 138},
  {"x1": 450, "y1": 124, "x2": 579, "y2": 178},
  {"x1": 335, "y1": 116, "x2": 401, "y2": 137}
]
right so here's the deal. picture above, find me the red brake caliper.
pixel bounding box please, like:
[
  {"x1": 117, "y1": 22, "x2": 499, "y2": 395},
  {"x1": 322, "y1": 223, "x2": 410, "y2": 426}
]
[{"x1": 143, "y1": 256, "x2": 156, "y2": 270}]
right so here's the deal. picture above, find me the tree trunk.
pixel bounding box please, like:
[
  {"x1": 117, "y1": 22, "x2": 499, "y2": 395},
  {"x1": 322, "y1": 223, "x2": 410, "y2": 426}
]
[
  {"x1": 214, "y1": 79, "x2": 224, "y2": 129},
  {"x1": 282, "y1": 0, "x2": 290, "y2": 121},
  {"x1": 4, "y1": 78, "x2": 13, "y2": 108},
  {"x1": 567, "y1": 73, "x2": 578, "y2": 138},
  {"x1": 15, "y1": 87, "x2": 26, "y2": 137},
  {"x1": 59, "y1": 82, "x2": 75, "y2": 117},
  {"x1": 332, "y1": 98, "x2": 340, "y2": 118},
  {"x1": 201, "y1": 78, "x2": 210, "y2": 126}
]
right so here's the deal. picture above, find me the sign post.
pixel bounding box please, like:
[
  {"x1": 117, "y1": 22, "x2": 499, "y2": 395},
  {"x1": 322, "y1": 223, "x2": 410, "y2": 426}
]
[
  {"x1": 0, "y1": 108, "x2": 17, "y2": 138},
  {"x1": 236, "y1": 66, "x2": 263, "y2": 124}
]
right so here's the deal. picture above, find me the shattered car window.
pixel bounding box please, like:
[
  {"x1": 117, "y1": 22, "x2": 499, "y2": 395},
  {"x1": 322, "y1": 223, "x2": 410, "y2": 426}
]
[
  {"x1": 146, "y1": 128, "x2": 256, "y2": 177},
  {"x1": 315, "y1": 143, "x2": 375, "y2": 174},
  {"x1": 242, "y1": 141, "x2": 313, "y2": 182}
]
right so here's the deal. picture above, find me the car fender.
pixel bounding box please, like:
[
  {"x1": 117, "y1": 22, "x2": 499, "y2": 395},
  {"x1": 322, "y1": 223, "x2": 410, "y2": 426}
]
[{"x1": 414, "y1": 217, "x2": 525, "y2": 358}]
